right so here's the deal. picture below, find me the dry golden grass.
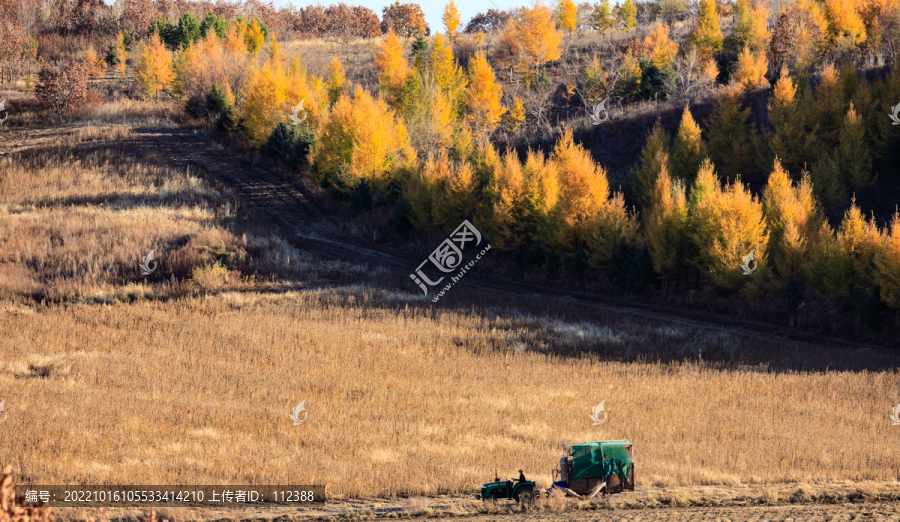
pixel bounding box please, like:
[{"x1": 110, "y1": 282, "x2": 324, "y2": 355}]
[
  {"x1": 0, "y1": 127, "x2": 353, "y2": 302},
  {"x1": 2, "y1": 287, "x2": 899, "y2": 499}
]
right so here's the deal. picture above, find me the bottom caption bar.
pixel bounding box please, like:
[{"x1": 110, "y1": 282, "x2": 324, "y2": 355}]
[{"x1": 16, "y1": 485, "x2": 326, "y2": 507}]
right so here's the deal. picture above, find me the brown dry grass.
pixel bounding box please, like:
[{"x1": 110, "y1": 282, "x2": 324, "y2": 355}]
[
  {"x1": 0, "y1": 119, "x2": 371, "y2": 303},
  {"x1": 2, "y1": 287, "x2": 899, "y2": 499}
]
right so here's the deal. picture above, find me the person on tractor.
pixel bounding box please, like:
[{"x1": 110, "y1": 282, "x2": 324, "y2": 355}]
[{"x1": 517, "y1": 470, "x2": 527, "y2": 483}]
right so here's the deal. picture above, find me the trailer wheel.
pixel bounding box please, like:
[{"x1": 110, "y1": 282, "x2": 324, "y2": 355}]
[{"x1": 515, "y1": 486, "x2": 534, "y2": 503}]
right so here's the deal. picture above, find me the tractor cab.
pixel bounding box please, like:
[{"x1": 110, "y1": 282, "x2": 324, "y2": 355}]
[{"x1": 477, "y1": 474, "x2": 536, "y2": 503}]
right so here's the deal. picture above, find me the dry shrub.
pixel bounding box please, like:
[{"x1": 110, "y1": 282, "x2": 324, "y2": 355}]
[
  {"x1": 0, "y1": 466, "x2": 54, "y2": 522},
  {"x1": 35, "y1": 60, "x2": 88, "y2": 115},
  {"x1": 191, "y1": 262, "x2": 232, "y2": 289}
]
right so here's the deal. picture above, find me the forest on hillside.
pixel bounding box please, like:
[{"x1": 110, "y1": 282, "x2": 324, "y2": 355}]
[{"x1": 2, "y1": 0, "x2": 900, "y2": 338}]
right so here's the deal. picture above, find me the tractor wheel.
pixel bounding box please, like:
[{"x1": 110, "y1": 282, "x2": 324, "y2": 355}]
[
  {"x1": 514, "y1": 486, "x2": 535, "y2": 503},
  {"x1": 486, "y1": 493, "x2": 500, "y2": 503}
]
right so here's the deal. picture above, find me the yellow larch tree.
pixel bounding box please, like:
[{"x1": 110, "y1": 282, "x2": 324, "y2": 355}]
[
  {"x1": 876, "y1": 209, "x2": 900, "y2": 308},
  {"x1": 552, "y1": 128, "x2": 610, "y2": 254},
  {"x1": 285, "y1": 61, "x2": 326, "y2": 128},
  {"x1": 243, "y1": 18, "x2": 266, "y2": 54},
  {"x1": 427, "y1": 151, "x2": 478, "y2": 229},
  {"x1": 670, "y1": 105, "x2": 707, "y2": 185},
  {"x1": 325, "y1": 57, "x2": 347, "y2": 106},
  {"x1": 691, "y1": 0, "x2": 723, "y2": 59},
  {"x1": 645, "y1": 162, "x2": 689, "y2": 284},
  {"x1": 620, "y1": 0, "x2": 637, "y2": 29},
  {"x1": 826, "y1": 199, "x2": 882, "y2": 297},
  {"x1": 374, "y1": 30, "x2": 410, "y2": 104},
  {"x1": 240, "y1": 60, "x2": 288, "y2": 147},
  {"x1": 766, "y1": 66, "x2": 813, "y2": 173},
  {"x1": 556, "y1": 0, "x2": 578, "y2": 32},
  {"x1": 693, "y1": 164, "x2": 768, "y2": 289},
  {"x1": 763, "y1": 159, "x2": 822, "y2": 284},
  {"x1": 488, "y1": 149, "x2": 530, "y2": 250},
  {"x1": 824, "y1": 0, "x2": 867, "y2": 43},
  {"x1": 734, "y1": 0, "x2": 770, "y2": 53},
  {"x1": 503, "y1": 96, "x2": 526, "y2": 133},
  {"x1": 442, "y1": 0, "x2": 461, "y2": 40},
  {"x1": 812, "y1": 63, "x2": 846, "y2": 149},
  {"x1": 135, "y1": 33, "x2": 175, "y2": 101},
  {"x1": 733, "y1": 45, "x2": 768, "y2": 90},
  {"x1": 315, "y1": 85, "x2": 416, "y2": 192},
  {"x1": 429, "y1": 34, "x2": 467, "y2": 114},
  {"x1": 706, "y1": 85, "x2": 753, "y2": 179},
  {"x1": 465, "y1": 51, "x2": 506, "y2": 141},
  {"x1": 83, "y1": 45, "x2": 107, "y2": 79},
  {"x1": 115, "y1": 31, "x2": 128, "y2": 80},
  {"x1": 644, "y1": 22, "x2": 678, "y2": 69},
  {"x1": 630, "y1": 120, "x2": 671, "y2": 209},
  {"x1": 502, "y1": 2, "x2": 562, "y2": 79}
]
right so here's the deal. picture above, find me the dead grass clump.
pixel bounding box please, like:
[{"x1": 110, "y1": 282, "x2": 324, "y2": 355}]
[
  {"x1": 71, "y1": 125, "x2": 134, "y2": 143},
  {"x1": 403, "y1": 497, "x2": 432, "y2": 516}
]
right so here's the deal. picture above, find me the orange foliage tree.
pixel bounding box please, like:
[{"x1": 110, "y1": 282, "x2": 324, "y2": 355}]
[
  {"x1": 670, "y1": 105, "x2": 707, "y2": 184},
  {"x1": 465, "y1": 51, "x2": 506, "y2": 141},
  {"x1": 374, "y1": 30, "x2": 410, "y2": 106},
  {"x1": 733, "y1": 45, "x2": 768, "y2": 90},
  {"x1": 500, "y1": 2, "x2": 562, "y2": 79},
  {"x1": 689, "y1": 159, "x2": 769, "y2": 289},
  {"x1": 429, "y1": 34, "x2": 467, "y2": 114},
  {"x1": 762, "y1": 159, "x2": 823, "y2": 285},
  {"x1": 443, "y1": 0, "x2": 461, "y2": 39},
  {"x1": 690, "y1": 0, "x2": 723, "y2": 59},
  {"x1": 645, "y1": 162, "x2": 690, "y2": 284},
  {"x1": 556, "y1": 0, "x2": 578, "y2": 32},
  {"x1": 315, "y1": 85, "x2": 416, "y2": 192},
  {"x1": 135, "y1": 33, "x2": 175, "y2": 101},
  {"x1": 876, "y1": 209, "x2": 900, "y2": 308},
  {"x1": 644, "y1": 22, "x2": 679, "y2": 69}
]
